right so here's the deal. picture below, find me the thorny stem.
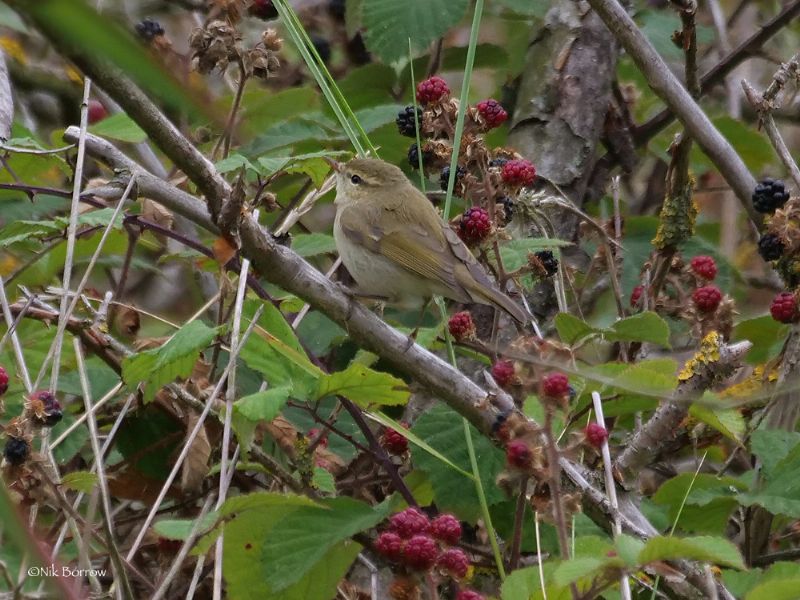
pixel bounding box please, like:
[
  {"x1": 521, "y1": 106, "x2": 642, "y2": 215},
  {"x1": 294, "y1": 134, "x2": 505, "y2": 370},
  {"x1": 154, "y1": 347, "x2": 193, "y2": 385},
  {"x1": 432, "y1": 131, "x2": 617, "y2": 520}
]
[
  {"x1": 543, "y1": 407, "x2": 572, "y2": 563},
  {"x1": 509, "y1": 475, "x2": 528, "y2": 569}
]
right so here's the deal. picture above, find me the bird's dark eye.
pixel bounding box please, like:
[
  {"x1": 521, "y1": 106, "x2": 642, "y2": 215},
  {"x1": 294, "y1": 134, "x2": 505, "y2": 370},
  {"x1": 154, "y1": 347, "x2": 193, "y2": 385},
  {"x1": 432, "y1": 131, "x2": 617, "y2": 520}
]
[{"x1": 350, "y1": 174, "x2": 363, "y2": 185}]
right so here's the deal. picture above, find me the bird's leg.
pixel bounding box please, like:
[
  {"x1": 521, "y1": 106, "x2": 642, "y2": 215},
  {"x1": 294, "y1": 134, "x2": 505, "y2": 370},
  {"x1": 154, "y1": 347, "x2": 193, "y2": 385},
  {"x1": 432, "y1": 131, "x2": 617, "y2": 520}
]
[{"x1": 337, "y1": 283, "x2": 389, "y2": 322}]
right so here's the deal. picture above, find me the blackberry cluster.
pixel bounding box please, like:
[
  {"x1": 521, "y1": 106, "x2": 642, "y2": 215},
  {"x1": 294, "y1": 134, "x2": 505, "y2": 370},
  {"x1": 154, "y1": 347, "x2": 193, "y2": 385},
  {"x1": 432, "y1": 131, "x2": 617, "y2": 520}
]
[
  {"x1": 758, "y1": 233, "x2": 785, "y2": 262},
  {"x1": 584, "y1": 423, "x2": 609, "y2": 449},
  {"x1": 498, "y1": 196, "x2": 514, "y2": 223},
  {"x1": 249, "y1": 0, "x2": 279, "y2": 20},
  {"x1": 448, "y1": 311, "x2": 475, "y2": 341},
  {"x1": 407, "y1": 143, "x2": 432, "y2": 170},
  {"x1": 135, "y1": 19, "x2": 164, "y2": 41},
  {"x1": 753, "y1": 178, "x2": 790, "y2": 213},
  {"x1": 534, "y1": 250, "x2": 559, "y2": 276},
  {"x1": 4, "y1": 437, "x2": 29, "y2": 466},
  {"x1": 328, "y1": 0, "x2": 346, "y2": 20},
  {"x1": 380, "y1": 426, "x2": 409, "y2": 456},
  {"x1": 491, "y1": 360, "x2": 515, "y2": 389},
  {"x1": 396, "y1": 105, "x2": 422, "y2": 138},
  {"x1": 439, "y1": 165, "x2": 467, "y2": 192},
  {"x1": 311, "y1": 35, "x2": 331, "y2": 64},
  {"x1": 458, "y1": 207, "x2": 491, "y2": 246}
]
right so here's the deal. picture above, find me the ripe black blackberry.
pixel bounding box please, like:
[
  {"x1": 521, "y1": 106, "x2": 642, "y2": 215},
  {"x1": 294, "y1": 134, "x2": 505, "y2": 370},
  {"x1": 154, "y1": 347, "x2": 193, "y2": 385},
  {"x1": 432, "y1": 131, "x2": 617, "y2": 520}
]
[
  {"x1": 311, "y1": 35, "x2": 331, "y2": 64},
  {"x1": 758, "y1": 233, "x2": 785, "y2": 262},
  {"x1": 135, "y1": 19, "x2": 164, "y2": 41},
  {"x1": 346, "y1": 34, "x2": 371, "y2": 65},
  {"x1": 439, "y1": 165, "x2": 466, "y2": 191},
  {"x1": 4, "y1": 437, "x2": 29, "y2": 466},
  {"x1": 396, "y1": 106, "x2": 422, "y2": 138},
  {"x1": 752, "y1": 178, "x2": 790, "y2": 213},
  {"x1": 498, "y1": 197, "x2": 514, "y2": 223},
  {"x1": 535, "y1": 250, "x2": 559, "y2": 276},
  {"x1": 407, "y1": 143, "x2": 432, "y2": 170},
  {"x1": 328, "y1": 0, "x2": 346, "y2": 20},
  {"x1": 489, "y1": 158, "x2": 508, "y2": 168}
]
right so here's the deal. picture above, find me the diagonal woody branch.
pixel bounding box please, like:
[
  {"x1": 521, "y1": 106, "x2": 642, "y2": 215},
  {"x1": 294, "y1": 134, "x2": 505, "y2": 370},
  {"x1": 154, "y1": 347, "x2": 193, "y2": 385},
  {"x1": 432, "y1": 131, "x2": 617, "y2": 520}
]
[{"x1": 585, "y1": 0, "x2": 761, "y2": 227}]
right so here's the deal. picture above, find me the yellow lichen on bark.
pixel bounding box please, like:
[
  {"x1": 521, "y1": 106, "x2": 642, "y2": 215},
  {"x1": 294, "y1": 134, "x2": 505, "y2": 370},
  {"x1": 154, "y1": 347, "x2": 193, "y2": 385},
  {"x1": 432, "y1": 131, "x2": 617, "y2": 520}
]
[{"x1": 678, "y1": 331, "x2": 722, "y2": 381}]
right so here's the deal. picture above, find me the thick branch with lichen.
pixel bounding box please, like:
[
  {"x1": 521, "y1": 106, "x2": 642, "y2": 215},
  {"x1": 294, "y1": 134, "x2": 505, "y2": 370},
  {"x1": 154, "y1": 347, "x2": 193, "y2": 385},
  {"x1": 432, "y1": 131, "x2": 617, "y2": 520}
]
[{"x1": 615, "y1": 332, "x2": 751, "y2": 480}]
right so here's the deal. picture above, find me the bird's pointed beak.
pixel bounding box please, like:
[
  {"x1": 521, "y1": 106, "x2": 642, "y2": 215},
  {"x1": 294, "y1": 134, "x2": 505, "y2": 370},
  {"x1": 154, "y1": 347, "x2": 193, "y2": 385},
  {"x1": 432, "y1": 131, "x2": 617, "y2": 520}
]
[{"x1": 324, "y1": 157, "x2": 342, "y2": 173}]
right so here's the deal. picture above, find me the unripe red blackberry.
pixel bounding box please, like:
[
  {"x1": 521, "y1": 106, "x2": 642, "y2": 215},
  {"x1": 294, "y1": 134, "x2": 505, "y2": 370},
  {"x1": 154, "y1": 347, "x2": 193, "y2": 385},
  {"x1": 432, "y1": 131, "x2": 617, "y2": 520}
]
[
  {"x1": 456, "y1": 590, "x2": 485, "y2": 600},
  {"x1": 752, "y1": 178, "x2": 790, "y2": 214},
  {"x1": 381, "y1": 426, "x2": 409, "y2": 456},
  {"x1": 87, "y1": 100, "x2": 107, "y2": 125},
  {"x1": 491, "y1": 360, "x2": 515, "y2": 389},
  {"x1": 389, "y1": 507, "x2": 430, "y2": 538},
  {"x1": 458, "y1": 207, "x2": 492, "y2": 246},
  {"x1": 690, "y1": 255, "x2": 717, "y2": 280},
  {"x1": 3, "y1": 436, "x2": 29, "y2": 466},
  {"x1": 506, "y1": 439, "x2": 532, "y2": 469},
  {"x1": 437, "y1": 547, "x2": 470, "y2": 578},
  {"x1": 0, "y1": 365, "x2": 8, "y2": 395},
  {"x1": 375, "y1": 531, "x2": 404, "y2": 562},
  {"x1": 501, "y1": 159, "x2": 536, "y2": 187},
  {"x1": 630, "y1": 285, "x2": 644, "y2": 308},
  {"x1": 770, "y1": 292, "x2": 798, "y2": 324},
  {"x1": 249, "y1": 0, "x2": 279, "y2": 20},
  {"x1": 542, "y1": 372, "x2": 569, "y2": 398},
  {"x1": 401, "y1": 534, "x2": 439, "y2": 570},
  {"x1": 475, "y1": 99, "x2": 508, "y2": 129},
  {"x1": 430, "y1": 514, "x2": 461, "y2": 545},
  {"x1": 416, "y1": 76, "x2": 450, "y2": 105},
  {"x1": 692, "y1": 285, "x2": 722, "y2": 313},
  {"x1": 448, "y1": 311, "x2": 476, "y2": 341},
  {"x1": 584, "y1": 423, "x2": 609, "y2": 449},
  {"x1": 758, "y1": 233, "x2": 785, "y2": 262}
]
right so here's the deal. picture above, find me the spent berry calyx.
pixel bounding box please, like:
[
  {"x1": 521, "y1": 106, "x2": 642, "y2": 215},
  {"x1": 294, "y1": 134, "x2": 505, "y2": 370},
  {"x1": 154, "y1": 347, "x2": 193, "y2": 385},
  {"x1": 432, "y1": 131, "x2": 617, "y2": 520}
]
[{"x1": 4, "y1": 437, "x2": 29, "y2": 466}]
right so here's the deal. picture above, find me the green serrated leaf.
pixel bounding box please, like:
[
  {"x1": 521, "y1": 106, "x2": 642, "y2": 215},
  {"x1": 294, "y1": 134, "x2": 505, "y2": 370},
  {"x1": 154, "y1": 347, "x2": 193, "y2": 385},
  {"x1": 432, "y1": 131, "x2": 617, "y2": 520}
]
[
  {"x1": 60, "y1": 471, "x2": 98, "y2": 493},
  {"x1": 312, "y1": 467, "x2": 336, "y2": 494},
  {"x1": 745, "y1": 579, "x2": 800, "y2": 600},
  {"x1": 738, "y1": 440, "x2": 800, "y2": 517},
  {"x1": 153, "y1": 512, "x2": 218, "y2": 540},
  {"x1": 637, "y1": 535, "x2": 745, "y2": 569},
  {"x1": 614, "y1": 534, "x2": 645, "y2": 567},
  {"x1": 604, "y1": 311, "x2": 671, "y2": 348},
  {"x1": 362, "y1": 0, "x2": 469, "y2": 63},
  {"x1": 216, "y1": 154, "x2": 257, "y2": 174},
  {"x1": 552, "y1": 557, "x2": 605, "y2": 587},
  {"x1": 689, "y1": 400, "x2": 745, "y2": 442},
  {"x1": 291, "y1": 233, "x2": 338, "y2": 258},
  {"x1": 410, "y1": 404, "x2": 505, "y2": 521},
  {"x1": 316, "y1": 363, "x2": 409, "y2": 407},
  {"x1": 88, "y1": 112, "x2": 147, "y2": 143},
  {"x1": 555, "y1": 313, "x2": 596, "y2": 345},
  {"x1": 121, "y1": 320, "x2": 218, "y2": 401},
  {"x1": 234, "y1": 387, "x2": 292, "y2": 423},
  {"x1": 262, "y1": 497, "x2": 391, "y2": 591}
]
